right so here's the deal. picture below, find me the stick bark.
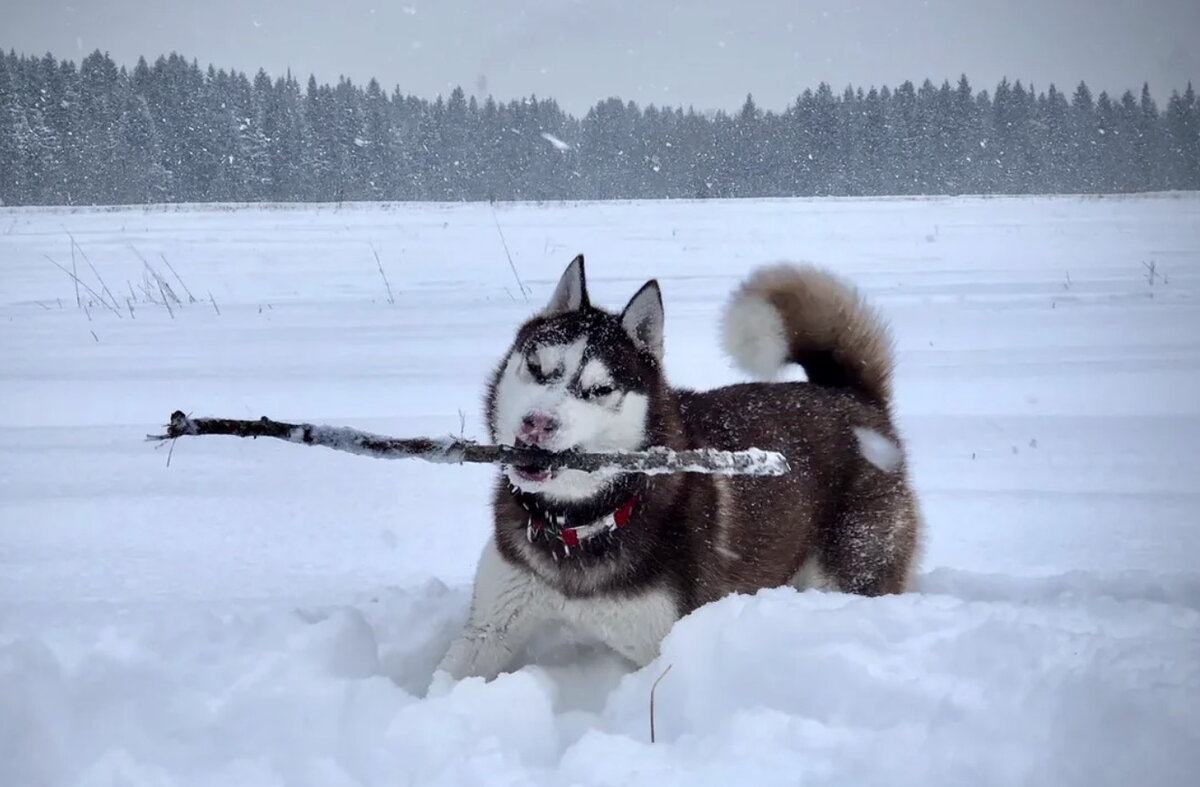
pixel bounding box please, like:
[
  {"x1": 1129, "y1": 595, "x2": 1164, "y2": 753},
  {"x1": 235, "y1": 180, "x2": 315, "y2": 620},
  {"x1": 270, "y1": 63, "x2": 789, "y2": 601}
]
[{"x1": 148, "y1": 411, "x2": 791, "y2": 477}]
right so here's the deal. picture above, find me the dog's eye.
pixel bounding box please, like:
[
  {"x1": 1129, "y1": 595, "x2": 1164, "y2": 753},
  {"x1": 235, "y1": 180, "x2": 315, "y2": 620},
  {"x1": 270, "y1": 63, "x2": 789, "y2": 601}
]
[
  {"x1": 526, "y1": 357, "x2": 550, "y2": 383},
  {"x1": 585, "y1": 385, "x2": 615, "y2": 399}
]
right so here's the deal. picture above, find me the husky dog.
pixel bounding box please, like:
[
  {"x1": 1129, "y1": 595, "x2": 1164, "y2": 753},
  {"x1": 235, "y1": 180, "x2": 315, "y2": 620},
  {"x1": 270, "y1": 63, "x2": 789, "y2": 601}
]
[{"x1": 437, "y1": 254, "x2": 922, "y2": 680}]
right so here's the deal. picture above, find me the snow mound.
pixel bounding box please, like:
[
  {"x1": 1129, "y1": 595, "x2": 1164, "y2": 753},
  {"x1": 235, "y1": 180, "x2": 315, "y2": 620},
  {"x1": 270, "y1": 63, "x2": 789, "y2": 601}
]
[{"x1": 3, "y1": 572, "x2": 1197, "y2": 786}]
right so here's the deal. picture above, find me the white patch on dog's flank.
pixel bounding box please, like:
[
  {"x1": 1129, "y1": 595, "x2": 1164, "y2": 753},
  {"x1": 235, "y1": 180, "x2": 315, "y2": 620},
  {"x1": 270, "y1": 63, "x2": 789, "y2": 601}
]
[
  {"x1": 711, "y1": 477, "x2": 740, "y2": 561},
  {"x1": 491, "y1": 338, "x2": 650, "y2": 501},
  {"x1": 791, "y1": 554, "x2": 837, "y2": 592},
  {"x1": 852, "y1": 426, "x2": 904, "y2": 473},
  {"x1": 720, "y1": 289, "x2": 789, "y2": 379}
]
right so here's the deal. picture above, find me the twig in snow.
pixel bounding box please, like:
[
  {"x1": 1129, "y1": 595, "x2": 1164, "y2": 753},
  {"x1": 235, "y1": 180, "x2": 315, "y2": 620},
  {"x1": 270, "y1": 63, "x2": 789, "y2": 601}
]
[
  {"x1": 491, "y1": 205, "x2": 528, "y2": 301},
  {"x1": 44, "y1": 255, "x2": 122, "y2": 318},
  {"x1": 156, "y1": 275, "x2": 176, "y2": 319},
  {"x1": 64, "y1": 227, "x2": 121, "y2": 313},
  {"x1": 147, "y1": 412, "x2": 792, "y2": 477},
  {"x1": 138, "y1": 275, "x2": 161, "y2": 305},
  {"x1": 650, "y1": 664, "x2": 673, "y2": 744},
  {"x1": 69, "y1": 234, "x2": 81, "y2": 307},
  {"x1": 370, "y1": 242, "x2": 395, "y2": 304},
  {"x1": 131, "y1": 246, "x2": 181, "y2": 307},
  {"x1": 160, "y1": 254, "x2": 198, "y2": 303},
  {"x1": 150, "y1": 262, "x2": 181, "y2": 304}
]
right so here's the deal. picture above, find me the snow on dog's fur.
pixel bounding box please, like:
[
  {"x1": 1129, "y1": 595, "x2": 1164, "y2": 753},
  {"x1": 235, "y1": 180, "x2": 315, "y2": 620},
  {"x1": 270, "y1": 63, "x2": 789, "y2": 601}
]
[
  {"x1": 437, "y1": 254, "x2": 923, "y2": 681},
  {"x1": 487, "y1": 258, "x2": 665, "y2": 503}
]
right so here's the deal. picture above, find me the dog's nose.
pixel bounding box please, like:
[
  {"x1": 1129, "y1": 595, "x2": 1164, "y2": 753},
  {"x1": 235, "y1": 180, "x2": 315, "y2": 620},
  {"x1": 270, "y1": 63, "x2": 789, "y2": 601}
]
[{"x1": 519, "y1": 413, "x2": 559, "y2": 444}]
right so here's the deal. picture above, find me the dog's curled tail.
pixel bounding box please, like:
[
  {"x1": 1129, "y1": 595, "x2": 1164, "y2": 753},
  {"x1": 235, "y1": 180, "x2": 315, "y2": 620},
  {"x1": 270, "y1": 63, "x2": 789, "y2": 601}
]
[{"x1": 720, "y1": 263, "x2": 894, "y2": 406}]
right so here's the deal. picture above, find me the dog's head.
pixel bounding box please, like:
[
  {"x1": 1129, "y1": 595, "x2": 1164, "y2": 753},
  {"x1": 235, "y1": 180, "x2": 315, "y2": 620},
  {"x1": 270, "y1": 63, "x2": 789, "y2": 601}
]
[{"x1": 486, "y1": 254, "x2": 665, "y2": 502}]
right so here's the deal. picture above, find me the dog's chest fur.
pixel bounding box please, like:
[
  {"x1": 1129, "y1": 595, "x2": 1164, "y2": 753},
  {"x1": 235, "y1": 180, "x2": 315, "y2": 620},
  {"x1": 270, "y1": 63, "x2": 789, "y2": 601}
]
[{"x1": 438, "y1": 535, "x2": 679, "y2": 679}]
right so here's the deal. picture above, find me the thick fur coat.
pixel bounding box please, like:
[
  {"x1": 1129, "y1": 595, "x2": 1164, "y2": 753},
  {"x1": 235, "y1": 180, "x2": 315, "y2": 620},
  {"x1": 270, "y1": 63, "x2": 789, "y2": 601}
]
[{"x1": 437, "y1": 255, "x2": 923, "y2": 680}]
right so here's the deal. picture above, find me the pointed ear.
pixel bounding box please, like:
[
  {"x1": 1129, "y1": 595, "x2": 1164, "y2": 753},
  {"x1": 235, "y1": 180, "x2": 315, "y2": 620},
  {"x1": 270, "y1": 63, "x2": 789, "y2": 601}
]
[
  {"x1": 543, "y1": 254, "x2": 589, "y2": 315},
  {"x1": 620, "y1": 280, "x2": 665, "y2": 360}
]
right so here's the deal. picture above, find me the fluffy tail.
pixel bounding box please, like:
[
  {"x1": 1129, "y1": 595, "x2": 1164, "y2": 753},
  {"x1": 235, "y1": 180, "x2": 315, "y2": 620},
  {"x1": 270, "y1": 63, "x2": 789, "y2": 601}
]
[{"x1": 720, "y1": 263, "x2": 894, "y2": 406}]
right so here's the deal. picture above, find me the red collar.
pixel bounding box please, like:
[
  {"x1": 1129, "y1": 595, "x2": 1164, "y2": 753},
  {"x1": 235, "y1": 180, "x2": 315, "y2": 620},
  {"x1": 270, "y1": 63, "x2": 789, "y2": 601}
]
[{"x1": 528, "y1": 496, "x2": 637, "y2": 551}]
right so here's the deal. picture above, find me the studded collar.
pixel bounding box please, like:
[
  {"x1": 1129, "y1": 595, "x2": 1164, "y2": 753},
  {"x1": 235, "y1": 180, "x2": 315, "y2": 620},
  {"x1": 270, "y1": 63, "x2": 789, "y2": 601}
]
[{"x1": 521, "y1": 496, "x2": 638, "y2": 556}]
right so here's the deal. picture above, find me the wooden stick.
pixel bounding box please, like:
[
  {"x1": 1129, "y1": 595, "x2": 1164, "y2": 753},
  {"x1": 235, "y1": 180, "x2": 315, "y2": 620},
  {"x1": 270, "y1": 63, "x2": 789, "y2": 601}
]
[
  {"x1": 650, "y1": 663, "x2": 673, "y2": 743},
  {"x1": 148, "y1": 411, "x2": 791, "y2": 477}
]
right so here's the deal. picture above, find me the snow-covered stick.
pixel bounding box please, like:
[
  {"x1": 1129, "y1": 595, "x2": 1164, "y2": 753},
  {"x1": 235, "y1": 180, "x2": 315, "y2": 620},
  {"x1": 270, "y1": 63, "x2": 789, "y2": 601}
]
[{"x1": 148, "y1": 411, "x2": 791, "y2": 477}]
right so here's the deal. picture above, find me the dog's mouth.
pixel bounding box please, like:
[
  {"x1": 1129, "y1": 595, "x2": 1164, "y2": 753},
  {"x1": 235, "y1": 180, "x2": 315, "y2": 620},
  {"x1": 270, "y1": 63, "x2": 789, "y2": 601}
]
[
  {"x1": 513, "y1": 464, "x2": 555, "y2": 483},
  {"x1": 511, "y1": 439, "x2": 564, "y2": 484}
]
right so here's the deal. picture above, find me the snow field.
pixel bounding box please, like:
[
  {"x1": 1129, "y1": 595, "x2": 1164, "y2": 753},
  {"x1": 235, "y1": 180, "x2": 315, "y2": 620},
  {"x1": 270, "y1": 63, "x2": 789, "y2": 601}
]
[{"x1": 1, "y1": 194, "x2": 1198, "y2": 785}]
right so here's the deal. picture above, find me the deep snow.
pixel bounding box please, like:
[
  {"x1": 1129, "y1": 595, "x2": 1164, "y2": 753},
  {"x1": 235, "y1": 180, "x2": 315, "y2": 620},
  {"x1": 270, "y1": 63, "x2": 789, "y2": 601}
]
[{"x1": 1, "y1": 194, "x2": 1198, "y2": 786}]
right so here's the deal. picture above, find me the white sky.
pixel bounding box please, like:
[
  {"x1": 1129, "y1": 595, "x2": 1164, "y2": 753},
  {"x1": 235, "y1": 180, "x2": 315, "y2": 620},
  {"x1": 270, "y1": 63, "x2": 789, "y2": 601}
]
[{"x1": 3, "y1": 0, "x2": 1197, "y2": 114}]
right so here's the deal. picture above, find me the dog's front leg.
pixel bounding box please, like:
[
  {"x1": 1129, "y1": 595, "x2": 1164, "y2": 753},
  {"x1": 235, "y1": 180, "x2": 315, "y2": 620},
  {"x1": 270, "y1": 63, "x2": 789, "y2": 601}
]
[{"x1": 437, "y1": 537, "x2": 555, "y2": 681}]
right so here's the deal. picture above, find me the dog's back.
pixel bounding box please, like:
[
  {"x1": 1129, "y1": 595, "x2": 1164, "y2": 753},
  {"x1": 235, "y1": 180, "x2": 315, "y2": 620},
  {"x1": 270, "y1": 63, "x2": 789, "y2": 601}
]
[{"x1": 672, "y1": 263, "x2": 921, "y2": 606}]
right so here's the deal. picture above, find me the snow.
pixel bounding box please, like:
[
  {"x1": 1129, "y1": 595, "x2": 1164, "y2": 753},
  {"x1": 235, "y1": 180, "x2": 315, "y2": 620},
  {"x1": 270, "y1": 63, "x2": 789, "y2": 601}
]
[
  {"x1": 540, "y1": 132, "x2": 572, "y2": 151},
  {"x1": 2, "y1": 194, "x2": 1199, "y2": 785},
  {"x1": 607, "y1": 446, "x2": 792, "y2": 476}
]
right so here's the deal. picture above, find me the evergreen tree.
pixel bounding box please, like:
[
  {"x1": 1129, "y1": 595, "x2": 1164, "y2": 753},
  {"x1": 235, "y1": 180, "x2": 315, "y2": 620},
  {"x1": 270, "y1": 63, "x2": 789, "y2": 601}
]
[
  {"x1": 0, "y1": 52, "x2": 26, "y2": 205},
  {"x1": 942, "y1": 75, "x2": 980, "y2": 193},
  {"x1": 115, "y1": 86, "x2": 170, "y2": 202},
  {"x1": 75, "y1": 51, "x2": 124, "y2": 203},
  {"x1": 1070, "y1": 81, "x2": 1099, "y2": 191},
  {"x1": 730, "y1": 93, "x2": 767, "y2": 197},
  {"x1": 1164, "y1": 83, "x2": 1199, "y2": 189},
  {"x1": 1135, "y1": 83, "x2": 1165, "y2": 191},
  {"x1": 262, "y1": 73, "x2": 307, "y2": 201},
  {"x1": 806, "y1": 83, "x2": 841, "y2": 196},
  {"x1": 1038, "y1": 85, "x2": 1073, "y2": 193},
  {"x1": 302, "y1": 76, "x2": 337, "y2": 200}
]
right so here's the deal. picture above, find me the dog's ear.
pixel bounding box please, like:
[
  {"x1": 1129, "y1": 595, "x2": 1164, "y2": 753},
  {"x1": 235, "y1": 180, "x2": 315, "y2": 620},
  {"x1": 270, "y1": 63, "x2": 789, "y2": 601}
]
[
  {"x1": 620, "y1": 280, "x2": 664, "y2": 361},
  {"x1": 543, "y1": 254, "x2": 589, "y2": 315}
]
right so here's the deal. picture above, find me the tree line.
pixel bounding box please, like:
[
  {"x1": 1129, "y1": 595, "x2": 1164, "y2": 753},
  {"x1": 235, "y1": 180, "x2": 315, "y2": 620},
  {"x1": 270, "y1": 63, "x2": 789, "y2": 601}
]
[{"x1": 1, "y1": 49, "x2": 1197, "y2": 206}]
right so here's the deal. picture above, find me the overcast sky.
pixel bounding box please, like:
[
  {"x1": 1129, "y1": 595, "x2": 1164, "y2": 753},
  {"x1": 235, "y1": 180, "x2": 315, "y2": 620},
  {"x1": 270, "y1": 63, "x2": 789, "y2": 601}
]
[{"x1": 3, "y1": 1, "x2": 1197, "y2": 114}]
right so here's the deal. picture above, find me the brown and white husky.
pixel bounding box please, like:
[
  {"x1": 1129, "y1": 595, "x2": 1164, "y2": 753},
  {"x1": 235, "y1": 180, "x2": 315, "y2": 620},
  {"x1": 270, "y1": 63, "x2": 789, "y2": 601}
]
[{"x1": 437, "y1": 254, "x2": 922, "y2": 680}]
